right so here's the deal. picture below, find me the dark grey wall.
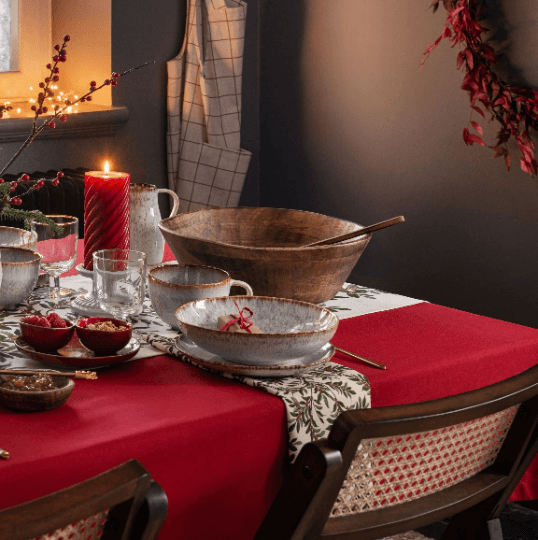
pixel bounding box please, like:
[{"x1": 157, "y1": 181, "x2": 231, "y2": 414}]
[{"x1": 259, "y1": 0, "x2": 538, "y2": 328}]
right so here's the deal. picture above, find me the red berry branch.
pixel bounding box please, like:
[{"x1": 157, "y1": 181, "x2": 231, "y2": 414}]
[
  {"x1": 0, "y1": 35, "x2": 153, "y2": 229},
  {"x1": 422, "y1": 0, "x2": 538, "y2": 176}
]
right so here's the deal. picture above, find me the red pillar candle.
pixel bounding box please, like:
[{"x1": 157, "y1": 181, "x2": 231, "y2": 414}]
[{"x1": 83, "y1": 168, "x2": 130, "y2": 270}]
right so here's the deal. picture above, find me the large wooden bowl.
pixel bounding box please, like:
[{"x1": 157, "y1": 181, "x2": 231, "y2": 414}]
[{"x1": 159, "y1": 207, "x2": 371, "y2": 304}]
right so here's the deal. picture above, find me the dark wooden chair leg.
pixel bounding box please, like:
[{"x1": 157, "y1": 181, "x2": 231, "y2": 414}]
[
  {"x1": 439, "y1": 494, "x2": 503, "y2": 540},
  {"x1": 132, "y1": 481, "x2": 168, "y2": 540},
  {"x1": 487, "y1": 518, "x2": 503, "y2": 540},
  {"x1": 490, "y1": 421, "x2": 538, "y2": 519},
  {"x1": 254, "y1": 441, "x2": 342, "y2": 540}
]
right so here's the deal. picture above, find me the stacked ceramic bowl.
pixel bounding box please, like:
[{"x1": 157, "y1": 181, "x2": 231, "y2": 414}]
[{"x1": 175, "y1": 296, "x2": 339, "y2": 365}]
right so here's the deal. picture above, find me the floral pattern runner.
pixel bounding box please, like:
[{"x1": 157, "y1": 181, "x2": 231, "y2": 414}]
[
  {"x1": 0, "y1": 275, "x2": 423, "y2": 461},
  {"x1": 145, "y1": 332, "x2": 370, "y2": 462}
]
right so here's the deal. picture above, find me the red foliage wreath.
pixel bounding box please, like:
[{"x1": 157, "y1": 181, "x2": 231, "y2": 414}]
[{"x1": 422, "y1": 0, "x2": 538, "y2": 176}]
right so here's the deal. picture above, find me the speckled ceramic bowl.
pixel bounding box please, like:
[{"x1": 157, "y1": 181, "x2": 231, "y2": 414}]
[
  {"x1": 0, "y1": 247, "x2": 41, "y2": 309},
  {"x1": 0, "y1": 226, "x2": 37, "y2": 250},
  {"x1": 148, "y1": 263, "x2": 253, "y2": 329},
  {"x1": 174, "y1": 296, "x2": 339, "y2": 365}
]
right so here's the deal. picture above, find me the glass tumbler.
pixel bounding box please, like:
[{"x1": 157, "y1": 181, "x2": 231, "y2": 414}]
[{"x1": 93, "y1": 249, "x2": 147, "y2": 321}]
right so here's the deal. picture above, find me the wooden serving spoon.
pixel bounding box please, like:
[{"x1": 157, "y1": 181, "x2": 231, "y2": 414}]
[{"x1": 303, "y1": 215, "x2": 405, "y2": 248}]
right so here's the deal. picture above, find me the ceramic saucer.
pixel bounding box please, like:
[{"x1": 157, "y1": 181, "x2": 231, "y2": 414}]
[
  {"x1": 175, "y1": 335, "x2": 334, "y2": 377},
  {"x1": 15, "y1": 335, "x2": 140, "y2": 369}
]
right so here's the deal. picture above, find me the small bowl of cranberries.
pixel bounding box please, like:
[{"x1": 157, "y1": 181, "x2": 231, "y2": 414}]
[{"x1": 19, "y1": 313, "x2": 75, "y2": 353}]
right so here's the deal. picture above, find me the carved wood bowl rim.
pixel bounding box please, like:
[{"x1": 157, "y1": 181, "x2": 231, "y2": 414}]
[{"x1": 159, "y1": 207, "x2": 371, "y2": 251}]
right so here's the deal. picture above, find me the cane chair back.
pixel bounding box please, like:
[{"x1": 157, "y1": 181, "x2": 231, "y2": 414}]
[
  {"x1": 0, "y1": 459, "x2": 168, "y2": 540},
  {"x1": 255, "y1": 364, "x2": 538, "y2": 540},
  {"x1": 332, "y1": 405, "x2": 518, "y2": 516}
]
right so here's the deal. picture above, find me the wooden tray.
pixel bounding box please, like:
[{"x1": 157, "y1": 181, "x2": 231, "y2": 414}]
[{"x1": 15, "y1": 335, "x2": 140, "y2": 369}]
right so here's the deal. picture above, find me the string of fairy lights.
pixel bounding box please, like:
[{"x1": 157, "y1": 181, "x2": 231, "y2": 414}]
[{"x1": 0, "y1": 85, "x2": 83, "y2": 119}]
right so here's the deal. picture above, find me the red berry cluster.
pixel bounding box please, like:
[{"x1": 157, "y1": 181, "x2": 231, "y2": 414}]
[
  {"x1": 31, "y1": 35, "x2": 70, "y2": 122},
  {"x1": 21, "y1": 313, "x2": 68, "y2": 328},
  {"x1": 27, "y1": 34, "x2": 124, "y2": 130},
  {"x1": 0, "y1": 171, "x2": 65, "y2": 207}
]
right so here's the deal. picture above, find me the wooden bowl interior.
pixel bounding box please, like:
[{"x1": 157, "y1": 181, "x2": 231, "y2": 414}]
[{"x1": 163, "y1": 207, "x2": 363, "y2": 248}]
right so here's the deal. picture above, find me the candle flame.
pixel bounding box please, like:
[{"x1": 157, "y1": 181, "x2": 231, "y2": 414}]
[{"x1": 104, "y1": 161, "x2": 110, "y2": 173}]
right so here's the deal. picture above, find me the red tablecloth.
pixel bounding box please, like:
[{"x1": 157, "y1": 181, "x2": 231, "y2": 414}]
[{"x1": 1, "y1": 243, "x2": 537, "y2": 539}]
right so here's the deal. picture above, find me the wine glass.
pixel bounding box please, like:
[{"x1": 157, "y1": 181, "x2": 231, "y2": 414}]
[
  {"x1": 32, "y1": 215, "x2": 79, "y2": 300},
  {"x1": 93, "y1": 249, "x2": 147, "y2": 321}
]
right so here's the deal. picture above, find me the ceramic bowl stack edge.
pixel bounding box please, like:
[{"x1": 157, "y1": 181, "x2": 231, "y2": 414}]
[
  {"x1": 0, "y1": 226, "x2": 37, "y2": 250},
  {"x1": 0, "y1": 247, "x2": 41, "y2": 309},
  {"x1": 174, "y1": 296, "x2": 339, "y2": 366}
]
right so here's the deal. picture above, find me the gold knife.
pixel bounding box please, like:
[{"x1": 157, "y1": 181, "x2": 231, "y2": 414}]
[{"x1": 334, "y1": 346, "x2": 387, "y2": 370}]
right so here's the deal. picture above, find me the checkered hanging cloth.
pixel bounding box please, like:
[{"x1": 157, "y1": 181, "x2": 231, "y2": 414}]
[{"x1": 166, "y1": 0, "x2": 251, "y2": 213}]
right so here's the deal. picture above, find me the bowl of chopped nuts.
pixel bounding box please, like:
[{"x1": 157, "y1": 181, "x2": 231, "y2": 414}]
[
  {"x1": 0, "y1": 373, "x2": 74, "y2": 412},
  {"x1": 76, "y1": 317, "x2": 132, "y2": 355},
  {"x1": 19, "y1": 313, "x2": 76, "y2": 353}
]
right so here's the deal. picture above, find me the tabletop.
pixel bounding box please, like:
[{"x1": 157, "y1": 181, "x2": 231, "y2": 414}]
[{"x1": 1, "y1": 241, "x2": 537, "y2": 540}]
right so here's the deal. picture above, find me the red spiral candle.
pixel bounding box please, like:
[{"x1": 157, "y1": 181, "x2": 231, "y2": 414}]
[{"x1": 83, "y1": 168, "x2": 130, "y2": 270}]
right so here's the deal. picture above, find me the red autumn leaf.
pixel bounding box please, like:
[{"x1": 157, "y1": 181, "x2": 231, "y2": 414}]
[
  {"x1": 519, "y1": 143, "x2": 534, "y2": 160},
  {"x1": 456, "y1": 51, "x2": 465, "y2": 70},
  {"x1": 520, "y1": 130, "x2": 534, "y2": 148},
  {"x1": 520, "y1": 158, "x2": 532, "y2": 175},
  {"x1": 467, "y1": 133, "x2": 485, "y2": 146},
  {"x1": 465, "y1": 49, "x2": 474, "y2": 70},
  {"x1": 471, "y1": 105, "x2": 485, "y2": 118},
  {"x1": 505, "y1": 154, "x2": 511, "y2": 171},
  {"x1": 471, "y1": 121, "x2": 483, "y2": 135},
  {"x1": 480, "y1": 45, "x2": 498, "y2": 63},
  {"x1": 492, "y1": 146, "x2": 507, "y2": 156}
]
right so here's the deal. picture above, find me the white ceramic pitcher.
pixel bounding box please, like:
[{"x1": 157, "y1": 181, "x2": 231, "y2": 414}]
[{"x1": 130, "y1": 183, "x2": 180, "y2": 266}]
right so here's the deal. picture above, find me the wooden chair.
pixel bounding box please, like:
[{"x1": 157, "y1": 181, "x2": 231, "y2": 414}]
[
  {"x1": 0, "y1": 459, "x2": 168, "y2": 540},
  {"x1": 255, "y1": 363, "x2": 538, "y2": 540}
]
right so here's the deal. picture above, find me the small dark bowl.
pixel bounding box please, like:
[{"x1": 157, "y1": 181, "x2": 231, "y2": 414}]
[
  {"x1": 0, "y1": 376, "x2": 74, "y2": 412},
  {"x1": 19, "y1": 320, "x2": 76, "y2": 353},
  {"x1": 76, "y1": 317, "x2": 132, "y2": 355}
]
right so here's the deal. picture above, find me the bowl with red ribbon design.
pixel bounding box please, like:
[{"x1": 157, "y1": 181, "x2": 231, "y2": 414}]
[{"x1": 174, "y1": 295, "x2": 339, "y2": 366}]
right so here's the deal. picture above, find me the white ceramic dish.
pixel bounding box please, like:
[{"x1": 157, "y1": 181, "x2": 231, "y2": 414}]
[
  {"x1": 175, "y1": 335, "x2": 335, "y2": 377},
  {"x1": 174, "y1": 296, "x2": 339, "y2": 366}
]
